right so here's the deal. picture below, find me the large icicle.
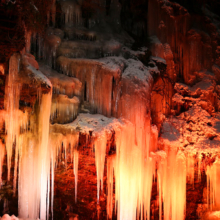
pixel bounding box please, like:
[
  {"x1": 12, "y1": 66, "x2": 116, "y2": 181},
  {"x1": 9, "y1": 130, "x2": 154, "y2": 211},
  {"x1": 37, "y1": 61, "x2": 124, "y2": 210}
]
[
  {"x1": 206, "y1": 157, "x2": 220, "y2": 210},
  {"x1": 74, "y1": 149, "x2": 79, "y2": 203},
  {"x1": 106, "y1": 155, "x2": 115, "y2": 219},
  {"x1": 111, "y1": 122, "x2": 156, "y2": 220},
  {"x1": 0, "y1": 140, "x2": 5, "y2": 187},
  {"x1": 4, "y1": 53, "x2": 21, "y2": 181},
  {"x1": 18, "y1": 92, "x2": 52, "y2": 220},
  {"x1": 94, "y1": 131, "x2": 107, "y2": 202},
  {"x1": 157, "y1": 150, "x2": 186, "y2": 220}
]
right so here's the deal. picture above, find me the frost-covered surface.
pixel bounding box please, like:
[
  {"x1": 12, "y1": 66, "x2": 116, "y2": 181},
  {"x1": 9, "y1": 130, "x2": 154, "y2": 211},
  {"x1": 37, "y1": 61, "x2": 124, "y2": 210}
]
[
  {"x1": 151, "y1": 56, "x2": 166, "y2": 65},
  {"x1": 50, "y1": 113, "x2": 123, "y2": 136},
  {"x1": 25, "y1": 65, "x2": 52, "y2": 88},
  {"x1": 160, "y1": 106, "x2": 220, "y2": 153},
  {"x1": 22, "y1": 55, "x2": 52, "y2": 88},
  {"x1": 6, "y1": 0, "x2": 220, "y2": 219},
  {"x1": 173, "y1": 75, "x2": 218, "y2": 114},
  {"x1": 123, "y1": 58, "x2": 154, "y2": 83}
]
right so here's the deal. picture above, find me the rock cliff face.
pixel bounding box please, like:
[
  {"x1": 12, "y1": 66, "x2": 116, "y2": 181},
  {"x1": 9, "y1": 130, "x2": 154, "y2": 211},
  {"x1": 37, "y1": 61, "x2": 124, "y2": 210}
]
[{"x1": 1, "y1": 0, "x2": 220, "y2": 220}]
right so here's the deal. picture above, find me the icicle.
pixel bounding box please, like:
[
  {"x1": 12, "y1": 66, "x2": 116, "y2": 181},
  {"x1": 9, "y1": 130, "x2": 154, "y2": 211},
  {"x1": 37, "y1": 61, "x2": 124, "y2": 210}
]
[
  {"x1": 25, "y1": 29, "x2": 32, "y2": 53},
  {"x1": 0, "y1": 64, "x2": 5, "y2": 75},
  {"x1": 51, "y1": 0, "x2": 56, "y2": 27},
  {"x1": 13, "y1": 136, "x2": 19, "y2": 195},
  {"x1": 51, "y1": 152, "x2": 54, "y2": 220},
  {"x1": 186, "y1": 152, "x2": 195, "y2": 185},
  {"x1": 0, "y1": 140, "x2": 5, "y2": 187},
  {"x1": 50, "y1": 95, "x2": 79, "y2": 124},
  {"x1": 198, "y1": 153, "x2": 202, "y2": 182},
  {"x1": 158, "y1": 150, "x2": 186, "y2": 220},
  {"x1": 18, "y1": 91, "x2": 52, "y2": 220},
  {"x1": 106, "y1": 155, "x2": 115, "y2": 219},
  {"x1": 94, "y1": 131, "x2": 107, "y2": 203},
  {"x1": 4, "y1": 53, "x2": 21, "y2": 181},
  {"x1": 61, "y1": 0, "x2": 82, "y2": 26},
  {"x1": 206, "y1": 157, "x2": 220, "y2": 210},
  {"x1": 39, "y1": 64, "x2": 82, "y2": 98},
  {"x1": 110, "y1": 122, "x2": 156, "y2": 220},
  {"x1": 39, "y1": 93, "x2": 52, "y2": 220},
  {"x1": 74, "y1": 149, "x2": 79, "y2": 203}
]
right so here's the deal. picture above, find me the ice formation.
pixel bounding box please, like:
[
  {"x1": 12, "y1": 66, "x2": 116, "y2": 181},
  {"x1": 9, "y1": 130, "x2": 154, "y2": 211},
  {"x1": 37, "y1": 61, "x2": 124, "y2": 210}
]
[
  {"x1": 157, "y1": 150, "x2": 186, "y2": 220},
  {"x1": 94, "y1": 132, "x2": 107, "y2": 202},
  {"x1": 206, "y1": 158, "x2": 220, "y2": 210},
  {"x1": 4, "y1": 53, "x2": 22, "y2": 181},
  {"x1": 2, "y1": 54, "x2": 52, "y2": 220},
  {"x1": 60, "y1": 0, "x2": 82, "y2": 27},
  {"x1": 2, "y1": 0, "x2": 220, "y2": 219},
  {"x1": 2, "y1": 52, "x2": 191, "y2": 220},
  {"x1": 0, "y1": 140, "x2": 5, "y2": 187},
  {"x1": 73, "y1": 149, "x2": 79, "y2": 203},
  {"x1": 51, "y1": 94, "x2": 79, "y2": 124},
  {"x1": 39, "y1": 64, "x2": 82, "y2": 98}
]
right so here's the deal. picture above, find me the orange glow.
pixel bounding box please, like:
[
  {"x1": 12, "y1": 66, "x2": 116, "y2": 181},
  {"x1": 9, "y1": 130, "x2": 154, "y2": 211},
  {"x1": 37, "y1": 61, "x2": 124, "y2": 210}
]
[
  {"x1": 95, "y1": 131, "x2": 107, "y2": 202},
  {"x1": 0, "y1": 64, "x2": 4, "y2": 75},
  {"x1": 158, "y1": 150, "x2": 186, "y2": 220},
  {"x1": 206, "y1": 158, "x2": 220, "y2": 210},
  {"x1": 0, "y1": 140, "x2": 5, "y2": 187}
]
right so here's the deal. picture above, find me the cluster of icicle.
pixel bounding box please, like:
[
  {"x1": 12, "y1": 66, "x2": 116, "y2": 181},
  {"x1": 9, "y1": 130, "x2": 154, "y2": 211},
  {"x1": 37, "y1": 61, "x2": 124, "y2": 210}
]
[
  {"x1": 3, "y1": 54, "x2": 220, "y2": 220},
  {"x1": 2, "y1": 54, "x2": 52, "y2": 220},
  {"x1": 2, "y1": 54, "x2": 188, "y2": 220},
  {"x1": 61, "y1": 0, "x2": 82, "y2": 27},
  {"x1": 50, "y1": 94, "x2": 79, "y2": 124}
]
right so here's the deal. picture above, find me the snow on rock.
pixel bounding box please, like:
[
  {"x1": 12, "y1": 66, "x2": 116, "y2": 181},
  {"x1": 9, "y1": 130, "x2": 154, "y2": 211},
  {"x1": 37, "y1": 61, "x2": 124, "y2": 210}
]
[
  {"x1": 50, "y1": 113, "x2": 123, "y2": 136},
  {"x1": 24, "y1": 64, "x2": 52, "y2": 89},
  {"x1": 160, "y1": 105, "x2": 220, "y2": 154},
  {"x1": 174, "y1": 76, "x2": 218, "y2": 114},
  {"x1": 151, "y1": 56, "x2": 166, "y2": 66},
  {"x1": 22, "y1": 53, "x2": 39, "y2": 70},
  {"x1": 121, "y1": 46, "x2": 150, "y2": 64},
  {"x1": 20, "y1": 54, "x2": 52, "y2": 89}
]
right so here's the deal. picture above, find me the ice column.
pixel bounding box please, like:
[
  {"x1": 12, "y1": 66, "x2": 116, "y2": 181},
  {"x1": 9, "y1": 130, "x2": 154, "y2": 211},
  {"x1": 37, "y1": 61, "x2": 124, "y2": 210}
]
[
  {"x1": 18, "y1": 92, "x2": 52, "y2": 220},
  {"x1": 106, "y1": 155, "x2": 115, "y2": 219},
  {"x1": 206, "y1": 157, "x2": 220, "y2": 210},
  {"x1": 74, "y1": 149, "x2": 79, "y2": 203},
  {"x1": 111, "y1": 123, "x2": 155, "y2": 220},
  {"x1": 0, "y1": 140, "x2": 5, "y2": 187},
  {"x1": 4, "y1": 53, "x2": 21, "y2": 181},
  {"x1": 94, "y1": 132, "x2": 107, "y2": 202},
  {"x1": 158, "y1": 150, "x2": 186, "y2": 220}
]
